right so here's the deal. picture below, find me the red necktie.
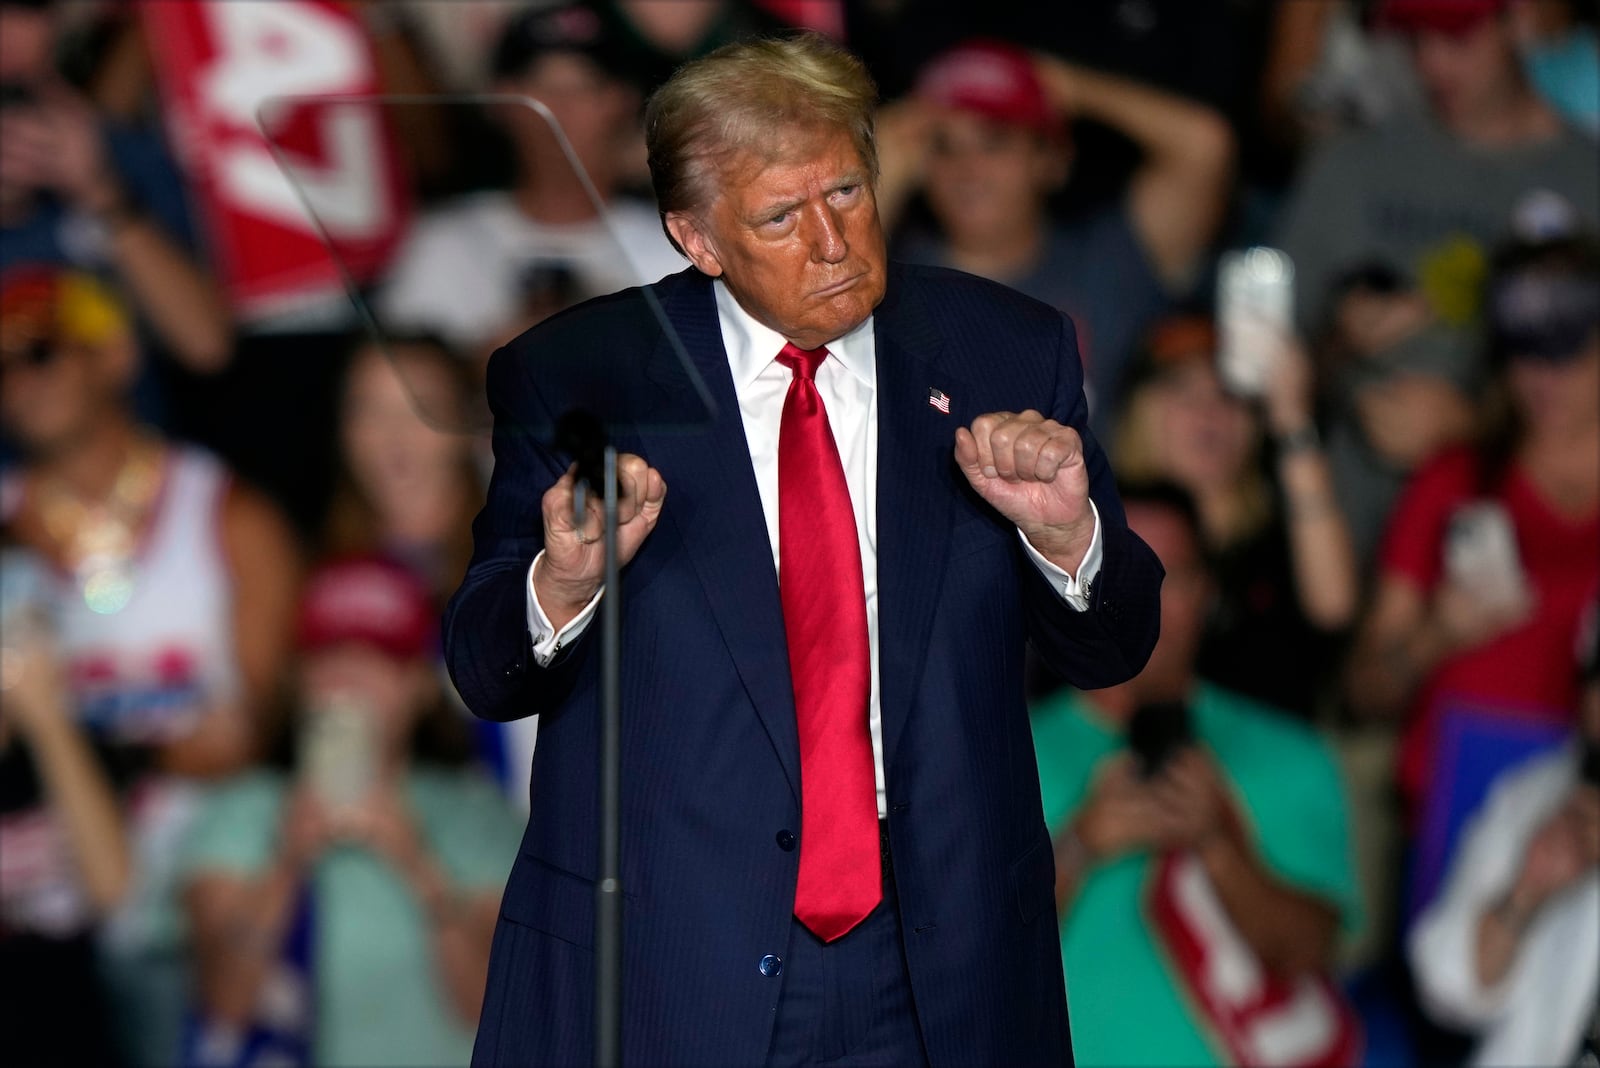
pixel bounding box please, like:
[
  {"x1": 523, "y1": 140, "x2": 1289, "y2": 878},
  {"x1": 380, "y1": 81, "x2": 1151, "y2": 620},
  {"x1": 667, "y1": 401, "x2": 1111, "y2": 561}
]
[{"x1": 776, "y1": 342, "x2": 880, "y2": 943}]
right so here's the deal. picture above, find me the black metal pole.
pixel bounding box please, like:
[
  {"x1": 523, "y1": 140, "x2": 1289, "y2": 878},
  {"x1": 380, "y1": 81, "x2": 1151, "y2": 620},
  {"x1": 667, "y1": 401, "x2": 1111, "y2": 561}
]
[{"x1": 595, "y1": 444, "x2": 623, "y2": 1068}]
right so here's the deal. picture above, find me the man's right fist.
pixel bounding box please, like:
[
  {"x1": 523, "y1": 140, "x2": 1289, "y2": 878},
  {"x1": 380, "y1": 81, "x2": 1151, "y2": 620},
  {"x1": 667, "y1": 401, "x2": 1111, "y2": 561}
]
[{"x1": 534, "y1": 456, "x2": 666, "y2": 630}]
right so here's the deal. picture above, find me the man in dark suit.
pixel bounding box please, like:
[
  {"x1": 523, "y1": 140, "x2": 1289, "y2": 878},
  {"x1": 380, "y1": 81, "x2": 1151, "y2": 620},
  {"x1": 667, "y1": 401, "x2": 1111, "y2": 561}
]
[{"x1": 445, "y1": 33, "x2": 1163, "y2": 1068}]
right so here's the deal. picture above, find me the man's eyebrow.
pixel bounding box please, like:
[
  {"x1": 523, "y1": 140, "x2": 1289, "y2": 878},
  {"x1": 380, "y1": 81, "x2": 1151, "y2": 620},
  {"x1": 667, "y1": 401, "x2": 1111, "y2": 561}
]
[
  {"x1": 746, "y1": 196, "x2": 804, "y2": 223},
  {"x1": 745, "y1": 173, "x2": 867, "y2": 225}
]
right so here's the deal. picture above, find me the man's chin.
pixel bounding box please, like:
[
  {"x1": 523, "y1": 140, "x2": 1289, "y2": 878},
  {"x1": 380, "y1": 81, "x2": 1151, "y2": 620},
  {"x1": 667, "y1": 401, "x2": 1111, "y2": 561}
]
[{"x1": 811, "y1": 288, "x2": 883, "y2": 342}]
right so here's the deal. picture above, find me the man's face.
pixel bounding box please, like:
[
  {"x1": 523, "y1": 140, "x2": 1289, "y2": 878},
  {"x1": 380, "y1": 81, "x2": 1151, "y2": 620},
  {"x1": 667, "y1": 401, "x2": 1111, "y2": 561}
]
[
  {"x1": 923, "y1": 111, "x2": 1060, "y2": 247},
  {"x1": 0, "y1": 286, "x2": 126, "y2": 455},
  {"x1": 497, "y1": 51, "x2": 636, "y2": 179},
  {"x1": 667, "y1": 125, "x2": 887, "y2": 351},
  {"x1": 1408, "y1": 17, "x2": 1521, "y2": 129}
]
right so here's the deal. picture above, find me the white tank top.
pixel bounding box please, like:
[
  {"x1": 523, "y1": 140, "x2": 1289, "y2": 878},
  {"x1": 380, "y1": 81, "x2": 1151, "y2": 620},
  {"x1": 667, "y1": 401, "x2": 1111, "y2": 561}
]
[
  {"x1": 2, "y1": 445, "x2": 244, "y2": 953},
  {"x1": 3, "y1": 445, "x2": 242, "y2": 744}
]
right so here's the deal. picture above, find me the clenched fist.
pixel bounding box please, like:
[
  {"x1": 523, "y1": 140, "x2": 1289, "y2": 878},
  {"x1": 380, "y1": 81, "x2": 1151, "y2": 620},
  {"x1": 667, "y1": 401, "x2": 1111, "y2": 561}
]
[
  {"x1": 534, "y1": 456, "x2": 666, "y2": 630},
  {"x1": 955, "y1": 410, "x2": 1095, "y2": 573}
]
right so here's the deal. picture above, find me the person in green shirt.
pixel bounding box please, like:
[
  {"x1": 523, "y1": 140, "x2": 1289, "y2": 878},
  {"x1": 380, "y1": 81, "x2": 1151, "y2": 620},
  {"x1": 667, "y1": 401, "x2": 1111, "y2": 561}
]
[
  {"x1": 179, "y1": 556, "x2": 523, "y2": 1068},
  {"x1": 1033, "y1": 481, "x2": 1363, "y2": 1067}
]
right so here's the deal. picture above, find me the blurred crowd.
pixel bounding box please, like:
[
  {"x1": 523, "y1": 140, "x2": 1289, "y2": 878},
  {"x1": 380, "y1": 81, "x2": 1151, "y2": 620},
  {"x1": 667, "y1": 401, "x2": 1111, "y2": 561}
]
[{"x1": 0, "y1": 1, "x2": 1596, "y2": 1066}]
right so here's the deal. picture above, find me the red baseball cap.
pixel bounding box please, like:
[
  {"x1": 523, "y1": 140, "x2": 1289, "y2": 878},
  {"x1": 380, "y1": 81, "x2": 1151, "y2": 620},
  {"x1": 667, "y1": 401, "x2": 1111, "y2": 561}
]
[
  {"x1": 913, "y1": 39, "x2": 1064, "y2": 138},
  {"x1": 1378, "y1": 0, "x2": 1509, "y2": 35},
  {"x1": 296, "y1": 556, "x2": 436, "y2": 660}
]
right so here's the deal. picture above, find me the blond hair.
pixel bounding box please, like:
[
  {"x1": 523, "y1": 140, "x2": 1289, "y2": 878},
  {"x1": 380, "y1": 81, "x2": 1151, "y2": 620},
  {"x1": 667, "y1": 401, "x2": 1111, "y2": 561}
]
[{"x1": 644, "y1": 32, "x2": 879, "y2": 250}]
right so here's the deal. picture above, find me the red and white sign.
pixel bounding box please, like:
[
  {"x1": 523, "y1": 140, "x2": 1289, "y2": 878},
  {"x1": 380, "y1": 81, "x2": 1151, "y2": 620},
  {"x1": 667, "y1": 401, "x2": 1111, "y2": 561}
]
[
  {"x1": 1147, "y1": 851, "x2": 1363, "y2": 1068},
  {"x1": 141, "y1": 0, "x2": 409, "y2": 321}
]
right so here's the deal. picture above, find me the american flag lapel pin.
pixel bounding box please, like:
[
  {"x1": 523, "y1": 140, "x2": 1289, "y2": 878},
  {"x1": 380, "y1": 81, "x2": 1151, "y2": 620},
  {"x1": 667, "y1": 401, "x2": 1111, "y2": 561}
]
[{"x1": 927, "y1": 387, "x2": 951, "y2": 414}]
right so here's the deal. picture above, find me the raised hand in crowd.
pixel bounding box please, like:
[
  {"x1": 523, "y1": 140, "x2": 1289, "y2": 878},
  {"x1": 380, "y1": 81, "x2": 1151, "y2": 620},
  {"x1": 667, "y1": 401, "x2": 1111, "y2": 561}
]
[
  {"x1": 1348, "y1": 575, "x2": 1534, "y2": 724},
  {"x1": 1468, "y1": 782, "x2": 1599, "y2": 987},
  {"x1": 1146, "y1": 747, "x2": 1239, "y2": 851},
  {"x1": 0, "y1": 80, "x2": 232, "y2": 372},
  {"x1": 1028, "y1": 51, "x2": 1234, "y2": 292},
  {"x1": 1258, "y1": 327, "x2": 1360, "y2": 631},
  {"x1": 1431, "y1": 572, "x2": 1536, "y2": 653},
  {"x1": 1496, "y1": 786, "x2": 1600, "y2": 921},
  {"x1": 1056, "y1": 752, "x2": 1163, "y2": 906},
  {"x1": 869, "y1": 93, "x2": 937, "y2": 240},
  {"x1": 1445, "y1": 774, "x2": 1600, "y2": 997},
  {"x1": 1465, "y1": 780, "x2": 1600, "y2": 1016},
  {"x1": 0, "y1": 624, "x2": 131, "y2": 915},
  {"x1": 1408, "y1": 649, "x2": 1600, "y2": 1066}
]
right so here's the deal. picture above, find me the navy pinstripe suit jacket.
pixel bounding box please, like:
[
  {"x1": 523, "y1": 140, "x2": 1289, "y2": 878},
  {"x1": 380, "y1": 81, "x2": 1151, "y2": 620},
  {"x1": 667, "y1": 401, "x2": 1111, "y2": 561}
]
[{"x1": 445, "y1": 263, "x2": 1163, "y2": 1067}]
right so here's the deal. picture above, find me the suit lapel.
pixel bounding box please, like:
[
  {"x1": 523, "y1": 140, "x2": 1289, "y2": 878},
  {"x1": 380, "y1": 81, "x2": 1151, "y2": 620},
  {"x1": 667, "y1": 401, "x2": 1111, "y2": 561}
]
[
  {"x1": 873, "y1": 275, "x2": 966, "y2": 781},
  {"x1": 633, "y1": 269, "x2": 970, "y2": 806},
  {"x1": 637, "y1": 272, "x2": 801, "y2": 804}
]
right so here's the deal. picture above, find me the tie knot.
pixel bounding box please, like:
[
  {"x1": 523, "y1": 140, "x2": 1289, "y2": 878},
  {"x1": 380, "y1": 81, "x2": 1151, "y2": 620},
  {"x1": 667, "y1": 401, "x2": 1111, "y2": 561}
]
[{"x1": 776, "y1": 342, "x2": 829, "y2": 381}]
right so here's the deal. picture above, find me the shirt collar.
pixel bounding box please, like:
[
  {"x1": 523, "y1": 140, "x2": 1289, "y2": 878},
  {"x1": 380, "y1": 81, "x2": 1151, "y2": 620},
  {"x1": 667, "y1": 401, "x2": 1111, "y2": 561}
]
[{"x1": 713, "y1": 278, "x2": 876, "y2": 390}]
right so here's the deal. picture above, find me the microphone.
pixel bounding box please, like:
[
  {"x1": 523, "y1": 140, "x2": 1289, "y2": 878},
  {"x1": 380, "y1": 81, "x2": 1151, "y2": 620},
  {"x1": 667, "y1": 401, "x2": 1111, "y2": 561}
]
[{"x1": 555, "y1": 409, "x2": 607, "y2": 531}]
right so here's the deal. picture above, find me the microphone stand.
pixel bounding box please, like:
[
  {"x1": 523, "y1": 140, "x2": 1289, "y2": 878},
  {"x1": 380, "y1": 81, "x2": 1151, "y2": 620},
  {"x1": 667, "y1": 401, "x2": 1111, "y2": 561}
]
[{"x1": 559, "y1": 412, "x2": 624, "y2": 1068}]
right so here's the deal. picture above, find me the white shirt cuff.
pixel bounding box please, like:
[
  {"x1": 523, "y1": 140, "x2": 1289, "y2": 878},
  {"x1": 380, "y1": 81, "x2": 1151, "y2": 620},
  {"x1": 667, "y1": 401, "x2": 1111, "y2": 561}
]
[
  {"x1": 526, "y1": 552, "x2": 604, "y2": 667},
  {"x1": 1018, "y1": 499, "x2": 1103, "y2": 612}
]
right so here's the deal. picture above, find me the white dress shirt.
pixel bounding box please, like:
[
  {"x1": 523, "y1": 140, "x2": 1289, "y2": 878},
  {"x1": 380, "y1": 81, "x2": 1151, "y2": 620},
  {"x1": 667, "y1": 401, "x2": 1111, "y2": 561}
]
[{"x1": 526, "y1": 279, "x2": 1103, "y2": 816}]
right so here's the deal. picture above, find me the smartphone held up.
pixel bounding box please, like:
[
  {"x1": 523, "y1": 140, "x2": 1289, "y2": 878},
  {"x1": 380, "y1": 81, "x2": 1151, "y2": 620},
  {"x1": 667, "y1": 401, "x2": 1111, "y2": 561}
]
[
  {"x1": 1216, "y1": 246, "x2": 1295, "y2": 397},
  {"x1": 1444, "y1": 500, "x2": 1531, "y2": 611},
  {"x1": 298, "y1": 692, "x2": 379, "y2": 812},
  {"x1": 1127, "y1": 699, "x2": 1195, "y2": 780}
]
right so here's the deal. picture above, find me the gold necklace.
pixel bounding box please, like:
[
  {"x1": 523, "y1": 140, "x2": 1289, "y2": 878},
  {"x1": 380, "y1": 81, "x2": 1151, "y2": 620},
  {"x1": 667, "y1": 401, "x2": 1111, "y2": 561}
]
[{"x1": 35, "y1": 436, "x2": 164, "y2": 615}]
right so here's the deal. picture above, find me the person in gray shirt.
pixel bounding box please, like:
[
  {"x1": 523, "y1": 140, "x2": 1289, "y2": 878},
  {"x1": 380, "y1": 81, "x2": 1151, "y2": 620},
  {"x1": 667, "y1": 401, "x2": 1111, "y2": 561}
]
[{"x1": 1274, "y1": 0, "x2": 1597, "y2": 565}]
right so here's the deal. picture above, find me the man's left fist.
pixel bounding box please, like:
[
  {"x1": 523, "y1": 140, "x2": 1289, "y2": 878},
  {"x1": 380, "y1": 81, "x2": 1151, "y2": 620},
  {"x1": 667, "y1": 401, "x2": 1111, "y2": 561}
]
[{"x1": 954, "y1": 409, "x2": 1095, "y2": 573}]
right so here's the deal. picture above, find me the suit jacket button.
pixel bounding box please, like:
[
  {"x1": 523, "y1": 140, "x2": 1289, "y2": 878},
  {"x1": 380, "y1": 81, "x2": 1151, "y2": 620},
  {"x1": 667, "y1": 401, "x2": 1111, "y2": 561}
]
[
  {"x1": 776, "y1": 830, "x2": 796, "y2": 852},
  {"x1": 759, "y1": 954, "x2": 783, "y2": 977}
]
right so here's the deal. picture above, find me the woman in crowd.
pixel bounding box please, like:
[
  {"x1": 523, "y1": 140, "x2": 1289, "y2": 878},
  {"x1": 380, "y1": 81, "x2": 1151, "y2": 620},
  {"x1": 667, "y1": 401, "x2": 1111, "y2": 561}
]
[
  {"x1": 1109, "y1": 313, "x2": 1358, "y2": 719},
  {"x1": 321, "y1": 334, "x2": 484, "y2": 607},
  {"x1": 180, "y1": 555, "x2": 522, "y2": 1068},
  {"x1": 319, "y1": 335, "x2": 535, "y2": 800},
  {"x1": 0, "y1": 264, "x2": 300, "y2": 1067},
  {"x1": 1345, "y1": 232, "x2": 1600, "y2": 922}
]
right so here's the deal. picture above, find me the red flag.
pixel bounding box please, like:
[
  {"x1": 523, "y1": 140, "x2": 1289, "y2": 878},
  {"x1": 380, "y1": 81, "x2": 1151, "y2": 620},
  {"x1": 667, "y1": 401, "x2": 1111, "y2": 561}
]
[{"x1": 140, "y1": 0, "x2": 410, "y2": 321}]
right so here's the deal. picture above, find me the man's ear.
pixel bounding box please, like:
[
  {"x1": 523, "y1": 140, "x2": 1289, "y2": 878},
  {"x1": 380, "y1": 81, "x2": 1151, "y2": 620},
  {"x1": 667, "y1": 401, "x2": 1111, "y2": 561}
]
[{"x1": 665, "y1": 212, "x2": 723, "y2": 277}]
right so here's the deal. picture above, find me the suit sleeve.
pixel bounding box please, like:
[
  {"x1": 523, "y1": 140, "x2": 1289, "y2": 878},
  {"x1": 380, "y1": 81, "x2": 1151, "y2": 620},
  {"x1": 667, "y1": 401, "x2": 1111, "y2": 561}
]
[
  {"x1": 443, "y1": 343, "x2": 595, "y2": 722},
  {"x1": 1020, "y1": 314, "x2": 1164, "y2": 689}
]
